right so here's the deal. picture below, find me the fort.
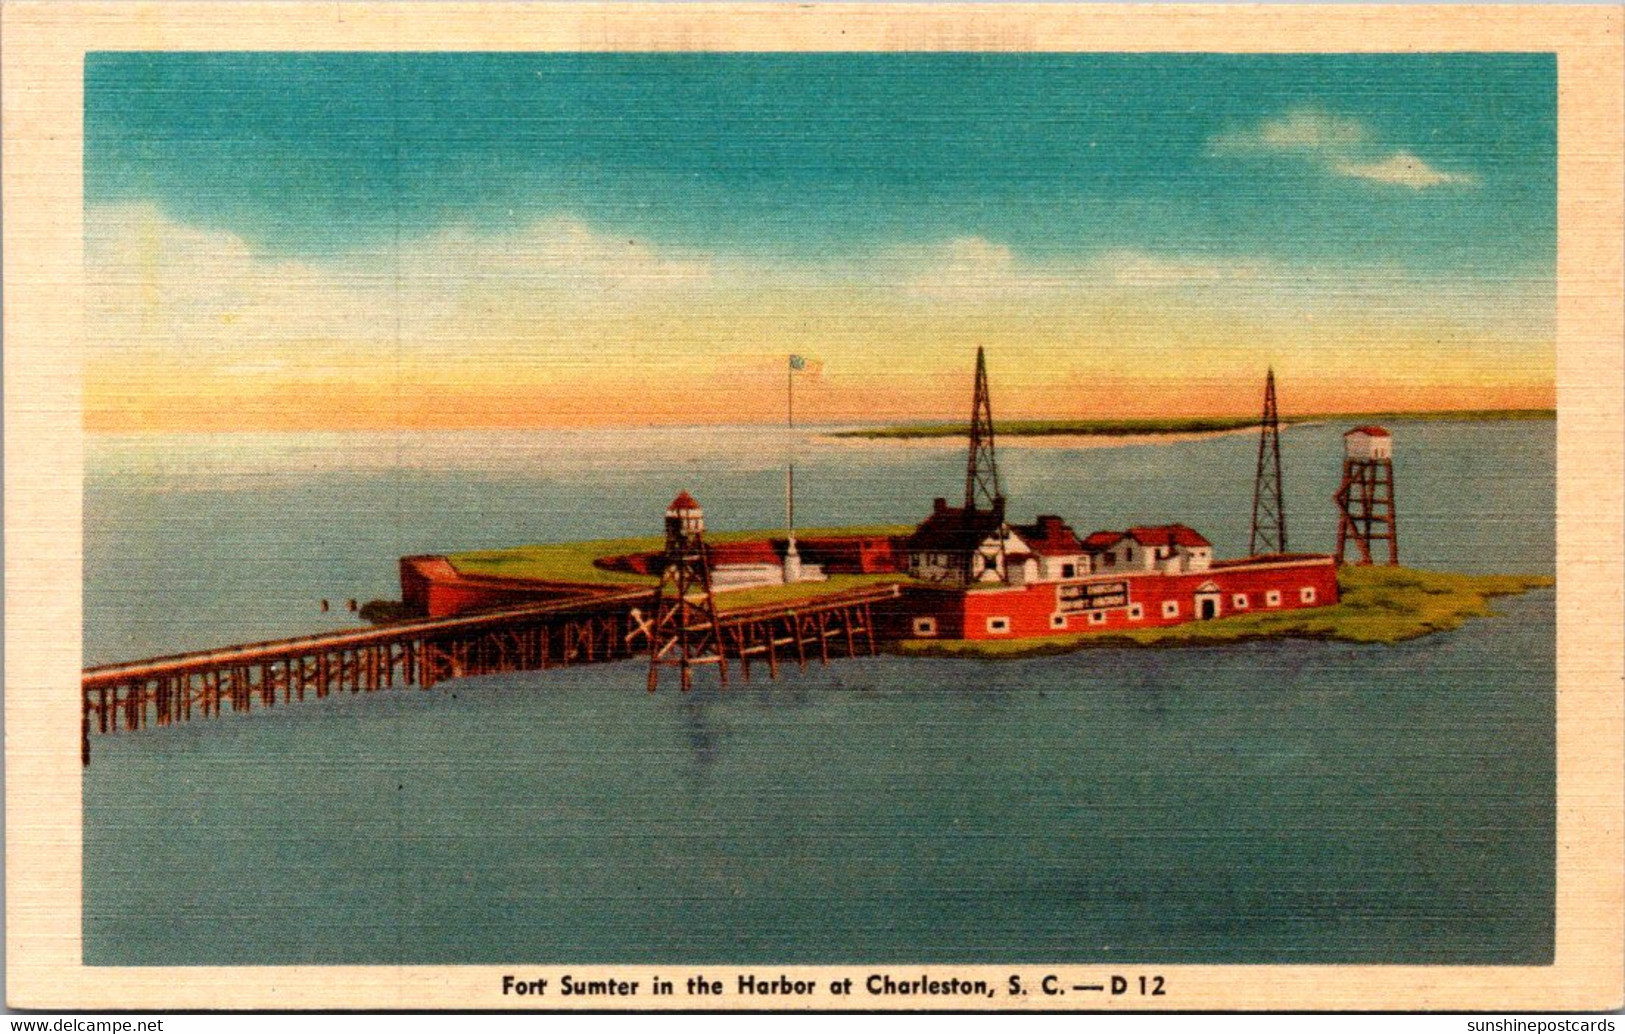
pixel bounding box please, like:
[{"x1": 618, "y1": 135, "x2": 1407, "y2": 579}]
[
  {"x1": 77, "y1": 351, "x2": 1551, "y2": 765},
  {"x1": 405, "y1": 353, "x2": 1345, "y2": 650}
]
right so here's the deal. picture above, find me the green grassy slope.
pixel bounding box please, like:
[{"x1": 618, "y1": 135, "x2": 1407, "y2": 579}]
[{"x1": 448, "y1": 525, "x2": 913, "y2": 590}]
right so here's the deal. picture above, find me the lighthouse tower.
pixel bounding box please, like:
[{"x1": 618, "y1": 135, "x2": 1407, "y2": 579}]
[
  {"x1": 1334, "y1": 427, "x2": 1400, "y2": 565},
  {"x1": 647, "y1": 491, "x2": 728, "y2": 691}
]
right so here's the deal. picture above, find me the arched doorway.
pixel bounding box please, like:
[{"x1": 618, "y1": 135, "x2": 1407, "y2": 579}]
[{"x1": 1194, "y1": 581, "x2": 1222, "y2": 620}]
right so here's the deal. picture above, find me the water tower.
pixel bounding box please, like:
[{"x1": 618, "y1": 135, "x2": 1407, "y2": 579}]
[
  {"x1": 647, "y1": 491, "x2": 728, "y2": 691},
  {"x1": 1334, "y1": 426, "x2": 1399, "y2": 565}
]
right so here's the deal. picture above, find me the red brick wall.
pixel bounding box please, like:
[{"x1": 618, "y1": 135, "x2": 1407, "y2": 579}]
[
  {"x1": 399, "y1": 556, "x2": 611, "y2": 618},
  {"x1": 789, "y1": 536, "x2": 906, "y2": 574},
  {"x1": 890, "y1": 558, "x2": 1340, "y2": 640}
]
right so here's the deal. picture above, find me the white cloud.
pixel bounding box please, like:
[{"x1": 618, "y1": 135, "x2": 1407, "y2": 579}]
[
  {"x1": 891, "y1": 237, "x2": 1270, "y2": 299},
  {"x1": 84, "y1": 206, "x2": 1540, "y2": 402},
  {"x1": 396, "y1": 217, "x2": 713, "y2": 290},
  {"x1": 84, "y1": 204, "x2": 718, "y2": 375},
  {"x1": 1208, "y1": 108, "x2": 1475, "y2": 190},
  {"x1": 1209, "y1": 110, "x2": 1370, "y2": 155},
  {"x1": 1331, "y1": 152, "x2": 1477, "y2": 189}
]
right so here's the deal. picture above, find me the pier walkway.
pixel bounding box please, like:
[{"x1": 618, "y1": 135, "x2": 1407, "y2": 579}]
[{"x1": 81, "y1": 582, "x2": 902, "y2": 766}]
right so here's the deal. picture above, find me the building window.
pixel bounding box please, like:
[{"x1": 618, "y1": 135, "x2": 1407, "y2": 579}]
[
  {"x1": 986, "y1": 616, "x2": 1011, "y2": 634},
  {"x1": 1266, "y1": 590, "x2": 1282, "y2": 607},
  {"x1": 912, "y1": 616, "x2": 938, "y2": 637},
  {"x1": 1050, "y1": 613, "x2": 1067, "y2": 629},
  {"x1": 1061, "y1": 563, "x2": 1076, "y2": 579},
  {"x1": 1129, "y1": 604, "x2": 1144, "y2": 621},
  {"x1": 1126, "y1": 547, "x2": 1135, "y2": 562},
  {"x1": 1300, "y1": 587, "x2": 1317, "y2": 604},
  {"x1": 1103, "y1": 554, "x2": 1115, "y2": 568},
  {"x1": 1232, "y1": 594, "x2": 1249, "y2": 609},
  {"x1": 1089, "y1": 610, "x2": 1107, "y2": 625},
  {"x1": 1161, "y1": 600, "x2": 1179, "y2": 619}
]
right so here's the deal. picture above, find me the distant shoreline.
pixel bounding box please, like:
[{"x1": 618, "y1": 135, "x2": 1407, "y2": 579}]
[{"x1": 829, "y1": 409, "x2": 1556, "y2": 441}]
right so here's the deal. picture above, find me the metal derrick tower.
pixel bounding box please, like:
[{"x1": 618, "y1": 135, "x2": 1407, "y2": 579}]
[
  {"x1": 964, "y1": 346, "x2": 1003, "y2": 513},
  {"x1": 1333, "y1": 428, "x2": 1400, "y2": 566},
  {"x1": 646, "y1": 492, "x2": 728, "y2": 692},
  {"x1": 1249, "y1": 368, "x2": 1288, "y2": 555},
  {"x1": 961, "y1": 347, "x2": 1007, "y2": 585}
]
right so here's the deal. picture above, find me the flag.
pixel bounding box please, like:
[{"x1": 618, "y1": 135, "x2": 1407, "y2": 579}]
[
  {"x1": 789, "y1": 354, "x2": 807, "y2": 371},
  {"x1": 789, "y1": 354, "x2": 822, "y2": 377}
]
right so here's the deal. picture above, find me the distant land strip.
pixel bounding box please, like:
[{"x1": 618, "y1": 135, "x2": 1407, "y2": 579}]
[{"x1": 830, "y1": 409, "x2": 1556, "y2": 440}]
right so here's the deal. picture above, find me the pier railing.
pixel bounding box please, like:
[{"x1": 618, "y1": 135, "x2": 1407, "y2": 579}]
[
  {"x1": 714, "y1": 583, "x2": 899, "y2": 683},
  {"x1": 81, "y1": 581, "x2": 905, "y2": 766},
  {"x1": 81, "y1": 588, "x2": 655, "y2": 767}
]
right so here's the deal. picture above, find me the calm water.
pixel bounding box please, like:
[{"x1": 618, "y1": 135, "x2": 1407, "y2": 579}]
[{"x1": 83, "y1": 420, "x2": 1555, "y2": 964}]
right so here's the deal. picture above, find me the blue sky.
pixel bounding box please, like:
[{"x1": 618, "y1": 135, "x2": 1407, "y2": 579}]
[
  {"x1": 87, "y1": 52, "x2": 1554, "y2": 272},
  {"x1": 82, "y1": 52, "x2": 1557, "y2": 430}
]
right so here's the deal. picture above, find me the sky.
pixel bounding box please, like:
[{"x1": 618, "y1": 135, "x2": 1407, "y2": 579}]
[{"x1": 84, "y1": 52, "x2": 1556, "y2": 431}]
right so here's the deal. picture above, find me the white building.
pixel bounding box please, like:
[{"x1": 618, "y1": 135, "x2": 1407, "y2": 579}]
[
  {"x1": 1344, "y1": 426, "x2": 1393, "y2": 461},
  {"x1": 1083, "y1": 525, "x2": 1213, "y2": 575},
  {"x1": 1010, "y1": 515, "x2": 1091, "y2": 583}
]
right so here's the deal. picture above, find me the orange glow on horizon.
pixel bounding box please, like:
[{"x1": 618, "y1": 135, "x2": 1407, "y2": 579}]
[{"x1": 83, "y1": 366, "x2": 1555, "y2": 433}]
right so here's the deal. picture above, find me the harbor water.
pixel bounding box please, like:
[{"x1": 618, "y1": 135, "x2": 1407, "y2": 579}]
[{"x1": 83, "y1": 419, "x2": 1555, "y2": 965}]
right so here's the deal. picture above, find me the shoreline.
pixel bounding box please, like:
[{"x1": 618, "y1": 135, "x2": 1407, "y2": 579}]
[
  {"x1": 829, "y1": 409, "x2": 1556, "y2": 443},
  {"x1": 827, "y1": 424, "x2": 1271, "y2": 450}
]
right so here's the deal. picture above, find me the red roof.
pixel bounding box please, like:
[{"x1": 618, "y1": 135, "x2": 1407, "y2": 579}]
[
  {"x1": 1082, "y1": 531, "x2": 1124, "y2": 550},
  {"x1": 1126, "y1": 524, "x2": 1211, "y2": 549},
  {"x1": 1344, "y1": 426, "x2": 1391, "y2": 437},
  {"x1": 668, "y1": 490, "x2": 700, "y2": 510},
  {"x1": 1011, "y1": 515, "x2": 1085, "y2": 556}
]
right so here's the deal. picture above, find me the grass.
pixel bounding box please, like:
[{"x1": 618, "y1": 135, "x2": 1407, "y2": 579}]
[
  {"x1": 708, "y1": 573, "x2": 907, "y2": 611},
  {"x1": 891, "y1": 566, "x2": 1554, "y2": 658},
  {"x1": 448, "y1": 525, "x2": 913, "y2": 588},
  {"x1": 831, "y1": 409, "x2": 1556, "y2": 440},
  {"x1": 450, "y1": 538, "x2": 1551, "y2": 657}
]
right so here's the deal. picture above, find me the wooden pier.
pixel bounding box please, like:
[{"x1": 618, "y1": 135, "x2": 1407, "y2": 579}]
[
  {"x1": 81, "y1": 588, "x2": 651, "y2": 767},
  {"x1": 81, "y1": 582, "x2": 903, "y2": 766},
  {"x1": 717, "y1": 586, "x2": 893, "y2": 684}
]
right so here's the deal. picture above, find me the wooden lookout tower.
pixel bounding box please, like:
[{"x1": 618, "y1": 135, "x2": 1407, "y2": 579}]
[
  {"x1": 1250, "y1": 368, "x2": 1288, "y2": 555},
  {"x1": 647, "y1": 491, "x2": 729, "y2": 691},
  {"x1": 1334, "y1": 426, "x2": 1400, "y2": 565}
]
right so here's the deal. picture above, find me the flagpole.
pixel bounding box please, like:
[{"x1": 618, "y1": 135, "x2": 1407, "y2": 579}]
[
  {"x1": 784, "y1": 355, "x2": 801, "y2": 584},
  {"x1": 787, "y1": 354, "x2": 795, "y2": 537}
]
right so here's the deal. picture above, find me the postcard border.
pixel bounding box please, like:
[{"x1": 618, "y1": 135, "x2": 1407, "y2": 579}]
[{"x1": 4, "y1": 1, "x2": 1621, "y2": 1011}]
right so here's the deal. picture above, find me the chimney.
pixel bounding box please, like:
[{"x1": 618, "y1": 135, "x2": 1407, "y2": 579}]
[{"x1": 933, "y1": 497, "x2": 947, "y2": 513}]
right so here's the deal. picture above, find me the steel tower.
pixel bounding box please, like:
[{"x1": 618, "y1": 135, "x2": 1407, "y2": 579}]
[
  {"x1": 1249, "y1": 368, "x2": 1288, "y2": 555},
  {"x1": 964, "y1": 346, "x2": 1003, "y2": 513}
]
